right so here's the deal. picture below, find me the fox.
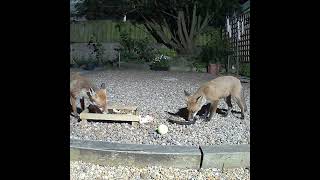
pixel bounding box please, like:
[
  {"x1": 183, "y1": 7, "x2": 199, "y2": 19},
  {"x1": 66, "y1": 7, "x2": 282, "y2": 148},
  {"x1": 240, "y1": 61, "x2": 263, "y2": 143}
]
[
  {"x1": 70, "y1": 72, "x2": 108, "y2": 117},
  {"x1": 182, "y1": 76, "x2": 247, "y2": 123}
]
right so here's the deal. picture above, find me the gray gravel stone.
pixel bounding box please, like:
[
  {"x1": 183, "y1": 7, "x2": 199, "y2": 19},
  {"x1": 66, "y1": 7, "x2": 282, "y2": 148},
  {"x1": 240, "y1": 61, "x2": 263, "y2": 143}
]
[
  {"x1": 70, "y1": 69, "x2": 250, "y2": 146},
  {"x1": 71, "y1": 161, "x2": 250, "y2": 180}
]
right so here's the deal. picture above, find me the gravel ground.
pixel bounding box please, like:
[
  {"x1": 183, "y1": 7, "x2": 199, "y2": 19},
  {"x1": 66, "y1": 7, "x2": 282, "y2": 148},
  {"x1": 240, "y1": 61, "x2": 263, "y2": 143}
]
[
  {"x1": 70, "y1": 161, "x2": 250, "y2": 180},
  {"x1": 70, "y1": 68, "x2": 250, "y2": 146}
]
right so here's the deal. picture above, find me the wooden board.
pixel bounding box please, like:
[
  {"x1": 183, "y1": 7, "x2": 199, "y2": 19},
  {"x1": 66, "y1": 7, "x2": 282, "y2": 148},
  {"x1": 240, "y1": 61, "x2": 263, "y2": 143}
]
[
  {"x1": 107, "y1": 104, "x2": 138, "y2": 111},
  {"x1": 80, "y1": 105, "x2": 140, "y2": 123},
  {"x1": 80, "y1": 112, "x2": 139, "y2": 122}
]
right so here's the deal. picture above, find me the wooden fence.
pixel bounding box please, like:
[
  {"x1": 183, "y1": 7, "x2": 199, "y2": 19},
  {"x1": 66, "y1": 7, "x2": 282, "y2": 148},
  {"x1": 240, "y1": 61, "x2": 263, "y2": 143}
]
[
  {"x1": 70, "y1": 20, "x2": 149, "y2": 43},
  {"x1": 70, "y1": 20, "x2": 212, "y2": 46},
  {"x1": 70, "y1": 11, "x2": 250, "y2": 64},
  {"x1": 226, "y1": 11, "x2": 250, "y2": 63}
]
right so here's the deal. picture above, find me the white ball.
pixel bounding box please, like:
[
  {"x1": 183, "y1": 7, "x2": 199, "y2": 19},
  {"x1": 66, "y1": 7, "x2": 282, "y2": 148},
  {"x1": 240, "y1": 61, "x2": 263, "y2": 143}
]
[{"x1": 157, "y1": 124, "x2": 168, "y2": 135}]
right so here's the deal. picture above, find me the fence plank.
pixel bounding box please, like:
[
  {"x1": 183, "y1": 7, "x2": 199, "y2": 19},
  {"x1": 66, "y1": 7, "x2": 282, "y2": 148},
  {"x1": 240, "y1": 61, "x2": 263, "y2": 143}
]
[
  {"x1": 71, "y1": 20, "x2": 213, "y2": 46},
  {"x1": 70, "y1": 14, "x2": 250, "y2": 63}
]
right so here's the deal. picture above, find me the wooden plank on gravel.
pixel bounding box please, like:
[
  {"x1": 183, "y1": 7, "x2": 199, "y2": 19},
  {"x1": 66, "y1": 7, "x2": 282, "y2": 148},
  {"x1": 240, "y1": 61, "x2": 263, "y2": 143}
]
[
  {"x1": 79, "y1": 104, "x2": 139, "y2": 123},
  {"x1": 80, "y1": 112, "x2": 139, "y2": 121},
  {"x1": 107, "y1": 104, "x2": 138, "y2": 111}
]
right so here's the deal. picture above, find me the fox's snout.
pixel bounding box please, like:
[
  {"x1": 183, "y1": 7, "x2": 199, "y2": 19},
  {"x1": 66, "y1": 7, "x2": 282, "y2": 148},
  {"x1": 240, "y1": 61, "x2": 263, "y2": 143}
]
[{"x1": 187, "y1": 111, "x2": 198, "y2": 121}]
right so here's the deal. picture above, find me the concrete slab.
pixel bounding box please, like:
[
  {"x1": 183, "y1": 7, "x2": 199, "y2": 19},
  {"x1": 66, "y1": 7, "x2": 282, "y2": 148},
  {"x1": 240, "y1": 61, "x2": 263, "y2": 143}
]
[
  {"x1": 70, "y1": 139, "x2": 202, "y2": 169},
  {"x1": 201, "y1": 144, "x2": 250, "y2": 169}
]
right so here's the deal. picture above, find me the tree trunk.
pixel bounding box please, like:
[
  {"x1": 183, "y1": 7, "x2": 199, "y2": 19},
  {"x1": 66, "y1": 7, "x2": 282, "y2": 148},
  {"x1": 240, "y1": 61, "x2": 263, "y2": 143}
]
[
  {"x1": 140, "y1": 4, "x2": 211, "y2": 57},
  {"x1": 176, "y1": 46, "x2": 195, "y2": 56}
]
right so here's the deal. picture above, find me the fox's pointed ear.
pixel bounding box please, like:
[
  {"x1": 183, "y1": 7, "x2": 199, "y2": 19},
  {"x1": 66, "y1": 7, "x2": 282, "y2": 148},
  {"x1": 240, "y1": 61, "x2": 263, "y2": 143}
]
[
  {"x1": 100, "y1": 83, "x2": 106, "y2": 89},
  {"x1": 184, "y1": 90, "x2": 191, "y2": 97}
]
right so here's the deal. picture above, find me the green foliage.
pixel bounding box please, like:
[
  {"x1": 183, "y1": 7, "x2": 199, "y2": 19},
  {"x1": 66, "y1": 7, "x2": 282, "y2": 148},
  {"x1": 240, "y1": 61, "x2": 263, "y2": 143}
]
[
  {"x1": 134, "y1": 38, "x2": 158, "y2": 62},
  {"x1": 150, "y1": 55, "x2": 170, "y2": 69},
  {"x1": 87, "y1": 35, "x2": 107, "y2": 65},
  {"x1": 117, "y1": 23, "x2": 158, "y2": 63},
  {"x1": 119, "y1": 31, "x2": 135, "y2": 52},
  {"x1": 197, "y1": 29, "x2": 233, "y2": 65},
  {"x1": 74, "y1": 0, "x2": 131, "y2": 20},
  {"x1": 192, "y1": 61, "x2": 207, "y2": 72},
  {"x1": 73, "y1": 55, "x2": 95, "y2": 66},
  {"x1": 158, "y1": 48, "x2": 177, "y2": 58},
  {"x1": 239, "y1": 63, "x2": 250, "y2": 77}
]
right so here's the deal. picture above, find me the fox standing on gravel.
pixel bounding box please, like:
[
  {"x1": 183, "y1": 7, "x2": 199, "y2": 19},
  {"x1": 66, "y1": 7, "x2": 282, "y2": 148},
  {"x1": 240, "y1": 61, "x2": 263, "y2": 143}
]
[
  {"x1": 70, "y1": 72, "x2": 108, "y2": 117},
  {"x1": 184, "y1": 76, "x2": 247, "y2": 121}
]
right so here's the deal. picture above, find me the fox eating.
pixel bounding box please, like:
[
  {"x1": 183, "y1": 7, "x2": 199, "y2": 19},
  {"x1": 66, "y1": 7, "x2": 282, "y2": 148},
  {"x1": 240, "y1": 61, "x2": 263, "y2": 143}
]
[
  {"x1": 169, "y1": 76, "x2": 247, "y2": 125},
  {"x1": 70, "y1": 72, "x2": 108, "y2": 117}
]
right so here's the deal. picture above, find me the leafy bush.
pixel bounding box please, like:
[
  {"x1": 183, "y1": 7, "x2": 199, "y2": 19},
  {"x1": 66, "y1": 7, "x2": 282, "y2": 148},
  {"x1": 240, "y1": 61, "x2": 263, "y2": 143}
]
[
  {"x1": 239, "y1": 63, "x2": 250, "y2": 77},
  {"x1": 119, "y1": 31, "x2": 135, "y2": 53},
  {"x1": 72, "y1": 54, "x2": 86, "y2": 66},
  {"x1": 197, "y1": 29, "x2": 233, "y2": 65},
  {"x1": 158, "y1": 48, "x2": 177, "y2": 58},
  {"x1": 150, "y1": 55, "x2": 169, "y2": 69},
  {"x1": 118, "y1": 31, "x2": 158, "y2": 63},
  {"x1": 192, "y1": 62, "x2": 207, "y2": 72},
  {"x1": 134, "y1": 38, "x2": 158, "y2": 62},
  {"x1": 117, "y1": 22, "x2": 158, "y2": 63},
  {"x1": 87, "y1": 35, "x2": 106, "y2": 65}
]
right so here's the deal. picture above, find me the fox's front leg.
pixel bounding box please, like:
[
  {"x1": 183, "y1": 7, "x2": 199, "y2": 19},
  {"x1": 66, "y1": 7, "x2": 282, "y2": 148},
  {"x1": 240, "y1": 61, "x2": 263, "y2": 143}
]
[
  {"x1": 80, "y1": 97, "x2": 85, "y2": 112},
  {"x1": 205, "y1": 100, "x2": 219, "y2": 122},
  {"x1": 201, "y1": 103, "x2": 211, "y2": 118},
  {"x1": 70, "y1": 96, "x2": 79, "y2": 118}
]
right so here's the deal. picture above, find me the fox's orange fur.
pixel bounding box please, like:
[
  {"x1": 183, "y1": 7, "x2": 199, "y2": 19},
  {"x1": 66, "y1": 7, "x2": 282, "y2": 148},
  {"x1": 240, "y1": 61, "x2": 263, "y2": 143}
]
[
  {"x1": 70, "y1": 72, "x2": 108, "y2": 116},
  {"x1": 184, "y1": 76, "x2": 247, "y2": 121}
]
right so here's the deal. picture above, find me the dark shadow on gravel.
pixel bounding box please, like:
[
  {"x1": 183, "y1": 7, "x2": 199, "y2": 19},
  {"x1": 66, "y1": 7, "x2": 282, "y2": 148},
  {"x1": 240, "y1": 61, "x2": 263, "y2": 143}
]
[
  {"x1": 165, "y1": 103, "x2": 243, "y2": 120},
  {"x1": 85, "y1": 120, "x2": 132, "y2": 124}
]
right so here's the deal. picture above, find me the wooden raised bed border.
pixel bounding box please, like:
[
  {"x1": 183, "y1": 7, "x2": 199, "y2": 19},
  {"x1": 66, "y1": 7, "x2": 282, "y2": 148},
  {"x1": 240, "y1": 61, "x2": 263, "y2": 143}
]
[{"x1": 80, "y1": 104, "x2": 140, "y2": 126}]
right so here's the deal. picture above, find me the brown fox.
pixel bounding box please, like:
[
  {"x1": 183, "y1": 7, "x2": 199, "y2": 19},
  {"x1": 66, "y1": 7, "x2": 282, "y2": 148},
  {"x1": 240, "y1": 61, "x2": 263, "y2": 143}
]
[
  {"x1": 183, "y1": 76, "x2": 247, "y2": 122},
  {"x1": 70, "y1": 72, "x2": 108, "y2": 117}
]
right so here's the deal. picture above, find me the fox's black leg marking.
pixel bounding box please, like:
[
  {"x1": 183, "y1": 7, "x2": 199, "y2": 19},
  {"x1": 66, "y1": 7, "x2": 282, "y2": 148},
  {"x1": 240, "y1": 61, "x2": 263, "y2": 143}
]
[{"x1": 222, "y1": 95, "x2": 233, "y2": 117}]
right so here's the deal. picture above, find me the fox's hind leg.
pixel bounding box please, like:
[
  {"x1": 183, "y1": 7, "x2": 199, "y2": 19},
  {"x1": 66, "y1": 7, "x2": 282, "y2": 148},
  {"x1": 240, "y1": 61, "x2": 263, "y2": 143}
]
[
  {"x1": 241, "y1": 92, "x2": 247, "y2": 112},
  {"x1": 222, "y1": 95, "x2": 233, "y2": 117},
  {"x1": 234, "y1": 96, "x2": 245, "y2": 119}
]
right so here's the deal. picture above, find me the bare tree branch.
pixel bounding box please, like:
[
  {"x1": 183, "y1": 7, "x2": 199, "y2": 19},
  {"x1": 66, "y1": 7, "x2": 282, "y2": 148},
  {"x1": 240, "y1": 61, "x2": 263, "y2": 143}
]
[
  {"x1": 180, "y1": 11, "x2": 192, "y2": 49},
  {"x1": 163, "y1": 18, "x2": 181, "y2": 46},
  {"x1": 177, "y1": 11, "x2": 187, "y2": 49},
  {"x1": 189, "y1": 4, "x2": 197, "y2": 40},
  {"x1": 160, "y1": 10, "x2": 178, "y2": 19},
  {"x1": 185, "y1": 4, "x2": 190, "y2": 29},
  {"x1": 198, "y1": 11, "x2": 214, "y2": 34}
]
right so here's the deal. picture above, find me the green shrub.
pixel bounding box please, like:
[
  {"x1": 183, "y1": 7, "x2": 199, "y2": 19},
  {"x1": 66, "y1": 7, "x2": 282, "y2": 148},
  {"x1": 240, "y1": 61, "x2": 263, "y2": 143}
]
[
  {"x1": 118, "y1": 31, "x2": 158, "y2": 63},
  {"x1": 150, "y1": 55, "x2": 169, "y2": 69},
  {"x1": 196, "y1": 29, "x2": 233, "y2": 65},
  {"x1": 239, "y1": 63, "x2": 250, "y2": 77},
  {"x1": 87, "y1": 35, "x2": 107, "y2": 65},
  {"x1": 192, "y1": 62, "x2": 207, "y2": 72},
  {"x1": 134, "y1": 38, "x2": 158, "y2": 62},
  {"x1": 117, "y1": 22, "x2": 158, "y2": 63},
  {"x1": 158, "y1": 48, "x2": 177, "y2": 58}
]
